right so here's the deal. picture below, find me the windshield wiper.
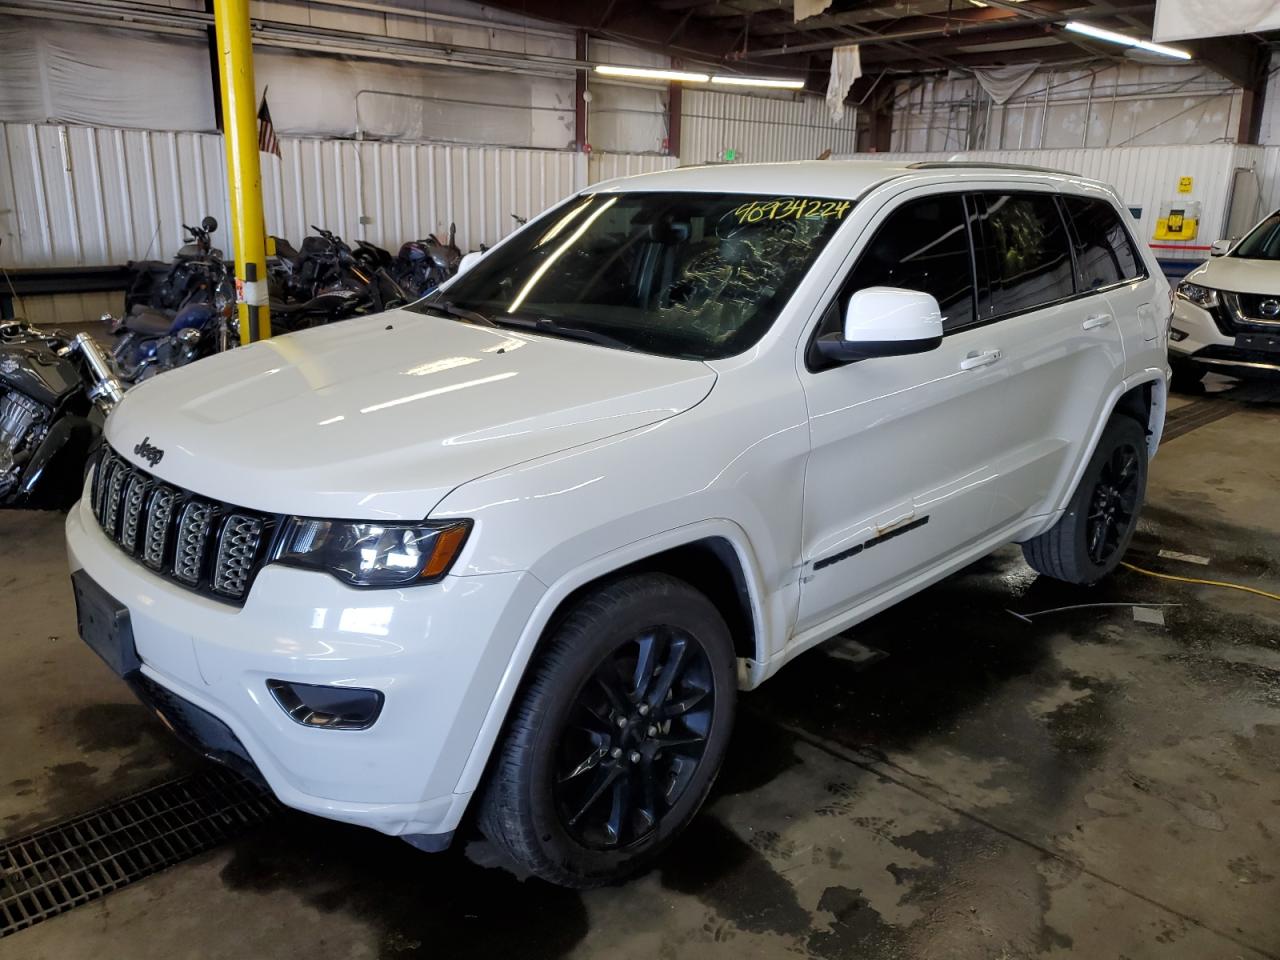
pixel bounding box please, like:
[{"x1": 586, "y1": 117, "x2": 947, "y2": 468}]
[
  {"x1": 415, "y1": 298, "x2": 498, "y2": 327},
  {"x1": 495, "y1": 315, "x2": 635, "y2": 352}
]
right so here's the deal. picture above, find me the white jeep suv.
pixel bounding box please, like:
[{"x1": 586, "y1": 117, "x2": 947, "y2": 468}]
[
  {"x1": 1170, "y1": 207, "x2": 1280, "y2": 389},
  {"x1": 67, "y1": 161, "x2": 1170, "y2": 887}
]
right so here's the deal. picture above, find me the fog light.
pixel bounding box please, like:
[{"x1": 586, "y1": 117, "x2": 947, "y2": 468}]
[
  {"x1": 1169, "y1": 328, "x2": 1188, "y2": 342},
  {"x1": 267, "y1": 679, "x2": 384, "y2": 730}
]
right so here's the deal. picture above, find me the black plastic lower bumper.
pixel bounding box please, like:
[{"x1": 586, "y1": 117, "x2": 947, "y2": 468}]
[{"x1": 126, "y1": 672, "x2": 269, "y2": 789}]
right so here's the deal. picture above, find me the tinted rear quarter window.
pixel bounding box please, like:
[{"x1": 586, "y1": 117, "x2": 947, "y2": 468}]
[
  {"x1": 1062, "y1": 195, "x2": 1143, "y2": 289},
  {"x1": 974, "y1": 192, "x2": 1075, "y2": 318}
]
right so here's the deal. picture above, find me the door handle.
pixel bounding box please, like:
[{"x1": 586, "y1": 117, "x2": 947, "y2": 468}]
[
  {"x1": 959, "y1": 348, "x2": 1002, "y2": 371},
  {"x1": 1083, "y1": 314, "x2": 1113, "y2": 330}
]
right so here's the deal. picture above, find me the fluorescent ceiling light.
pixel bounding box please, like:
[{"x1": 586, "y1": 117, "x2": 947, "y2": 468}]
[
  {"x1": 1064, "y1": 21, "x2": 1192, "y2": 60},
  {"x1": 711, "y1": 75, "x2": 805, "y2": 90},
  {"x1": 595, "y1": 65, "x2": 710, "y2": 83}
]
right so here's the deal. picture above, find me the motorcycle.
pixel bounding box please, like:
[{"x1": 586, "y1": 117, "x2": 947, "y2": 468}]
[
  {"x1": 0, "y1": 319, "x2": 124, "y2": 510},
  {"x1": 391, "y1": 223, "x2": 462, "y2": 298},
  {"x1": 106, "y1": 216, "x2": 236, "y2": 384},
  {"x1": 269, "y1": 226, "x2": 408, "y2": 331}
]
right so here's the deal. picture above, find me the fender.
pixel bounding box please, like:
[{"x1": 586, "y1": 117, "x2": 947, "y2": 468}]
[
  {"x1": 16, "y1": 415, "x2": 101, "y2": 510},
  {"x1": 449, "y1": 517, "x2": 779, "y2": 799},
  {"x1": 1024, "y1": 366, "x2": 1167, "y2": 540}
]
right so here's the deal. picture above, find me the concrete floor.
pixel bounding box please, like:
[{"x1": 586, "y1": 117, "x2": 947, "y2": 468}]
[{"x1": 2, "y1": 383, "x2": 1278, "y2": 960}]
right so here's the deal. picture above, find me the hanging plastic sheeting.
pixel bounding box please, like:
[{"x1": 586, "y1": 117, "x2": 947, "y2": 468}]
[
  {"x1": 0, "y1": 18, "x2": 216, "y2": 131},
  {"x1": 826, "y1": 45, "x2": 862, "y2": 122},
  {"x1": 972, "y1": 64, "x2": 1040, "y2": 106},
  {"x1": 795, "y1": 0, "x2": 834, "y2": 20},
  {"x1": 1154, "y1": 0, "x2": 1280, "y2": 42},
  {"x1": 253, "y1": 49, "x2": 575, "y2": 149}
]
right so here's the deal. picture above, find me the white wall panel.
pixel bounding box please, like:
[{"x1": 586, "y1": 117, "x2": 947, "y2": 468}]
[
  {"x1": 681, "y1": 90, "x2": 857, "y2": 166},
  {"x1": 1, "y1": 123, "x2": 685, "y2": 279},
  {"x1": 845, "y1": 144, "x2": 1280, "y2": 261},
  {"x1": 588, "y1": 152, "x2": 678, "y2": 185}
]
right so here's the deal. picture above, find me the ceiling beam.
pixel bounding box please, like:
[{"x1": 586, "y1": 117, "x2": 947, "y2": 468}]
[
  {"x1": 741, "y1": 2, "x2": 1154, "y2": 58},
  {"x1": 1183, "y1": 34, "x2": 1268, "y2": 92},
  {"x1": 476, "y1": 0, "x2": 808, "y2": 73}
]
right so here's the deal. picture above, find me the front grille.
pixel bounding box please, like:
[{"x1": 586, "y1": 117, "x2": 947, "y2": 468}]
[{"x1": 89, "y1": 446, "x2": 277, "y2": 604}]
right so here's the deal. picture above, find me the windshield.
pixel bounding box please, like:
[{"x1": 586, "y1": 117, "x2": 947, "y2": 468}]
[
  {"x1": 1233, "y1": 210, "x2": 1280, "y2": 261},
  {"x1": 411, "y1": 191, "x2": 853, "y2": 360}
]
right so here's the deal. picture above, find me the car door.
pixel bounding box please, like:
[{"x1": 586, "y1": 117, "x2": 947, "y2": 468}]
[
  {"x1": 967, "y1": 190, "x2": 1129, "y2": 525},
  {"x1": 795, "y1": 189, "x2": 1028, "y2": 634}
]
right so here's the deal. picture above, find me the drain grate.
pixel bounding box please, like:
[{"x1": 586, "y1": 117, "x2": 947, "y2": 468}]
[{"x1": 0, "y1": 768, "x2": 278, "y2": 937}]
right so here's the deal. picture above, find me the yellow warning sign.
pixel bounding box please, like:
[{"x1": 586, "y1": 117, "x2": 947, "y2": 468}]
[{"x1": 1177, "y1": 176, "x2": 1193, "y2": 193}]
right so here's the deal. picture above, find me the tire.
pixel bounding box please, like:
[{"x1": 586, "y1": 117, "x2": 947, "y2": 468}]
[
  {"x1": 478, "y1": 573, "x2": 736, "y2": 888},
  {"x1": 1021, "y1": 414, "x2": 1148, "y2": 585},
  {"x1": 1168, "y1": 354, "x2": 1204, "y2": 393}
]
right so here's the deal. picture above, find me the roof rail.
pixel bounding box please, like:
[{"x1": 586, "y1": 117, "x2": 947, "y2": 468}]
[{"x1": 907, "y1": 160, "x2": 1076, "y2": 177}]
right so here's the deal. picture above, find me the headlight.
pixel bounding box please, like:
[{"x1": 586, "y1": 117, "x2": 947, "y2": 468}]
[
  {"x1": 1176, "y1": 281, "x2": 1217, "y2": 309},
  {"x1": 272, "y1": 518, "x2": 471, "y2": 587}
]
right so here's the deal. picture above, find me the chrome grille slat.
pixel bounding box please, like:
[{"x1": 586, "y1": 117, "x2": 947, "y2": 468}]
[
  {"x1": 89, "y1": 445, "x2": 275, "y2": 605},
  {"x1": 101, "y1": 461, "x2": 128, "y2": 538},
  {"x1": 142, "y1": 486, "x2": 177, "y2": 570},
  {"x1": 119, "y1": 476, "x2": 150, "y2": 554},
  {"x1": 173, "y1": 501, "x2": 215, "y2": 585},
  {"x1": 212, "y1": 515, "x2": 264, "y2": 598}
]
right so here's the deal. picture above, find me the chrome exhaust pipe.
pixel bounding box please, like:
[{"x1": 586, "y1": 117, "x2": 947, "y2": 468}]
[{"x1": 71, "y1": 332, "x2": 126, "y2": 411}]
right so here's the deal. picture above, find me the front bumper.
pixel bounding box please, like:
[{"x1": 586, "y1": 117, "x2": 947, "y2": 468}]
[
  {"x1": 1171, "y1": 298, "x2": 1280, "y2": 375},
  {"x1": 66, "y1": 494, "x2": 545, "y2": 840}
]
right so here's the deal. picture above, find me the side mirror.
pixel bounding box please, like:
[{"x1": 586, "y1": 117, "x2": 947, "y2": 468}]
[
  {"x1": 1210, "y1": 239, "x2": 1232, "y2": 257},
  {"x1": 455, "y1": 250, "x2": 485, "y2": 277},
  {"x1": 201, "y1": 215, "x2": 218, "y2": 233},
  {"x1": 815, "y1": 287, "x2": 944, "y2": 364}
]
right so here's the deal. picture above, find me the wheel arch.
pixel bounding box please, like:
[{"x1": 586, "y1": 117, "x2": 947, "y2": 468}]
[{"x1": 450, "y1": 520, "x2": 773, "y2": 800}]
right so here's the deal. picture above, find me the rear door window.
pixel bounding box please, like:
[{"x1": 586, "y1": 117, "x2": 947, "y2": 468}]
[
  {"x1": 1061, "y1": 195, "x2": 1144, "y2": 289},
  {"x1": 973, "y1": 192, "x2": 1076, "y2": 318}
]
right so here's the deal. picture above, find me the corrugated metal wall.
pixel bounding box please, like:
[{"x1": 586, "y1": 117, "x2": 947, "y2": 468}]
[
  {"x1": 0, "y1": 122, "x2": 681, "y2": 322},
  {"x1": 0, "y1": 122, "x2": 677, "y2": 273},
  {"x1": 844, "y1": 144, "x2": 1280, "y2": 261},
  {"x1": 681, "y1": 90, "x2": 858, "y2": 166}
]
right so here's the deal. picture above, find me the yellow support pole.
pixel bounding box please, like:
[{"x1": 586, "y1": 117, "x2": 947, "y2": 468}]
[{"x1": 213, "y1": 0, "x2": 270, "y2": 344}]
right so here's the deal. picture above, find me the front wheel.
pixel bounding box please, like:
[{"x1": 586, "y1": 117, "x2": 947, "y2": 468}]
[
  {"x1": 1022, "y1": 414, "x2": 1148, "y2": 584},
  {"x1": 478, "y1": 574, "x2": 736, "y2": 887}
]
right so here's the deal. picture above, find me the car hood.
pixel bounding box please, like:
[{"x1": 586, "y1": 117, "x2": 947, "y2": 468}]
[
  {"x1": 105, "y1": 310, "x2": 716, "y2": 519},
  {"x1": 1187, "y1": 256, "x2": 1280, "y2": 295}
]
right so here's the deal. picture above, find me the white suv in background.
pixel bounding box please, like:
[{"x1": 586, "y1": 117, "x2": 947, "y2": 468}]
[
  {"x1": 1171, "y1": 208, "x2": 1280, "y2": 389},
  {"x1": 67, "y1": 161, "x2": 1170, "y2": 887}
]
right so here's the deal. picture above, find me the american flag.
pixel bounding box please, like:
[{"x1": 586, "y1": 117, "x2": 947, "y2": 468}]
[{"x1": 257, "y1": 93, "x2": 281, "y2": 159}]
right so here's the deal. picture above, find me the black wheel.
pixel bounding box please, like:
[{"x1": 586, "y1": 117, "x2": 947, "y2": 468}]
[
  {"x1": 478, "y1": 573, "x2": 736, "y2": 887},
  {"x1": 1021, "y1": 414, "x2": 1148, "y2": 585},
  {"x1": 1168, "y1": 354, "x2": 1204, "y2": 393}
]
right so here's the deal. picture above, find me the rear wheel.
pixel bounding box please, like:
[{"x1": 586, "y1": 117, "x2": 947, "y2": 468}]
[
  {"x1": 478, "y1": 574, "x2": 736, "y2": 887},
  {"x1": 1022, "y1": 414, "x2": 1148, "y2": 585}
]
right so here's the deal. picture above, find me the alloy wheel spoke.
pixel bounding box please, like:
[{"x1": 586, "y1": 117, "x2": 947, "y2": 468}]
[
  {"x1": 658, "y1": 687, "x2": 709, "y2": 720},
  {"x1": 594, "y1": 671, "x2": 631, "y2": 716},
  {"x1": 631, "y1": 631, "x2": 661, "y2": 702},
  {"x1": 605, "y1": 770, "x2": 634, "y2": 846},
  {"x1": 567, "y1": 764, "x2": 622, "y2": 827},
  {"x1": 646, "y1": 636, "x2": 691, "y2": 710},
  {"x1": 560, "y1": 740, "x2": 609, "y2": 783}
]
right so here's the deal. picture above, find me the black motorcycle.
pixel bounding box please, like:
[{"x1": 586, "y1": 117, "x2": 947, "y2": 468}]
[
  {"x1": 0, "y1": 320, "x2": 124, "y2": 510},
  {"x1": 391, "y1": 223, "x2": 462, "y2": 298},
  {"x1": 269, "y1": 226, "x2": 408, "y2": 331},
  {"x1": 107, "y1": 216, "x2": 236, "y2": 384}
]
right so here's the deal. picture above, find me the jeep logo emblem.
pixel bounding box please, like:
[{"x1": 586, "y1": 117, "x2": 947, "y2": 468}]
[
  {"x1": 133, "y1": 437, "x2": 164, "y2": 467},
  {"x1": 1260, "y1": 298, "x2": 1280, "y2": 319}
]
